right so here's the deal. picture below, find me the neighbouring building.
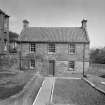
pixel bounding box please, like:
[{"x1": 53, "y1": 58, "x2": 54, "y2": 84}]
[
  {"x1": 9, "y1": 31, "x2": 19, "y2": 53},
  {"x1": 18, "y1": 19, "x2": 90, "y2": 76},
  {"x1": 0, "y1": 9, "x2": 9, "y2": 54}
]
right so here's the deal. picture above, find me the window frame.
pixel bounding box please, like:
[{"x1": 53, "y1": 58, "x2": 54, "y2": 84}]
[
  {"x1": 48, "y1": 43, "x2": 56, "y2": 54},
  {"x1": 30, "y1": 59, "x2": 35, "y2": 69},
  {"x1": 4, "y1": 17, "x2": 8, "y2": 32},
  {"x1": 4, "y1": 39, "x2": 7, "y2": 51},
  {"x1": 30, "y1": 43, "x2": 36, "y2": 52},
  {"x1": 68, "y1": 61, "x2": 75, "y2": 71},
  {"x1": 68, "y1": 43, "x2": 76, "y2": 54}
]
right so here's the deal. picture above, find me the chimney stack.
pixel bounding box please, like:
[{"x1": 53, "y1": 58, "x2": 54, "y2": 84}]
[
  {"x1": 81, "y1": 18, "x2": 87, "y2": 30},
  {"x1": 23, "y1": 19, "x2": 29, "y2": 29}
]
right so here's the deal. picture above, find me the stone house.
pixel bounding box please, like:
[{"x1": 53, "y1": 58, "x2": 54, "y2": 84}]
[
  {"x1": 18, "y1": 19, "x2": 90, "y2": 76},
  {"x1": 0, "y1": 9, "x2": 9, "y2": 54}
]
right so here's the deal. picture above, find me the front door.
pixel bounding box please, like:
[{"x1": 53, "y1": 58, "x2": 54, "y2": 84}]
[{"x1": 49, "y1": 60, "x2": 55, "y2": 76}]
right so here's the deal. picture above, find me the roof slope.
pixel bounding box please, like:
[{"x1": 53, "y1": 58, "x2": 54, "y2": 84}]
[
  {"x1": 20, "y1": 27, "x2": 89, "y2": 43},
  {"x1": 0, "y1": 9, "x2": 9, "y2": 17}
]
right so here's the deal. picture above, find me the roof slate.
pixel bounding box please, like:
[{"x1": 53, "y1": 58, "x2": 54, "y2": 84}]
[{"x1": 20, "y1": 27, "x2": 89, "y2": 43}]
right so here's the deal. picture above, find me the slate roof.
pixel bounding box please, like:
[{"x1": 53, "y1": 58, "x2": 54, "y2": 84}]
[
  {"x1": 0, "y1": 9, "x2": 9, "y2": 17},
  {"x1": 20, "y1": 27, "x2": 89, "y2": 43}
]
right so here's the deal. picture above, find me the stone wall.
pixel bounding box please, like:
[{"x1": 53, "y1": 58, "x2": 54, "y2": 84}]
[
  {"x1": 20, "y1": 43, "x2": 30, "y2": 56},
  {"x1": 20, "y1": 43, "x2": 89, "y2": 61},
  {"x1": 75, "y1": 61, "x2": 89, "y2": 72},
  {"x1": 55, "y1": 61, "x2": 68, "y2": 74},
  {"x1": 0, "y1": 12, "x2": 9, "y2": 54},
  {"x1": 20, "y1": 43, "x2": 90, "y2": 74}
]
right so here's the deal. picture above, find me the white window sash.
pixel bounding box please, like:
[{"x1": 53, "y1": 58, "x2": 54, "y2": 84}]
[
  {"x1": 48, "y1": 43, "x2": 56, "y2": 53},
  {"x1": 68, "y1": 44, "x2": 75, "y2": 54}
]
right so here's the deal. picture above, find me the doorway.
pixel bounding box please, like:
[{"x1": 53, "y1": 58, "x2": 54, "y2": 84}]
[{"x1": 49, "y1": 60, "x2": 55, "y2": 76}]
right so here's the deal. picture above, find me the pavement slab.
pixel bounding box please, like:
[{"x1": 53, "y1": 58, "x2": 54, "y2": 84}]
[
  {"x1": 32, "y1": 77, "x2": 55, "y2": 105},
  {"x1": 84, "y1": 74, "x2": 105, "y2": 94}
]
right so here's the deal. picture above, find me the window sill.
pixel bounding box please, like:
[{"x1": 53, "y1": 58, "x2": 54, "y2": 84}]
[
  {"x1": 48, "y1": 52, "x2": 56, "y2": 54},
  {"x1": 30, "y1": 51, "x2": 36, "y2": 53},
  {"x1": 68, "y1": 53, "x2": 76, "y2": 55},
  {"x1": 68, "y1": 68, "x2": 75, "y2": 71},
  {"x1": 30, "y1": 66, "x2": 35, "y2": 69}
]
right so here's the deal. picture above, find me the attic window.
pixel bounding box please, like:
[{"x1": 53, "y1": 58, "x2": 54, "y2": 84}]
[
  {"x1": 68, "y1": 44, "x2": 75, "y2": 54},
  {"x1": 30, "y1": 43, "x2": 36, "y2": 52},
  {"x1": 48, "y1": 43, "x2": 55, "y2": 53}
]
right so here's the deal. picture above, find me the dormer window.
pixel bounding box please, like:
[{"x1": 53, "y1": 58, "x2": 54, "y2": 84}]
[
  {"x1": 30, "y1": 43, "x2": 36, "y2": 52},
  {"x1": 48, "y1": 43, "x2": 55, "y2": 53},
  {"x1": 68, "y1": 44, "x2": 75, "y2": 54}
]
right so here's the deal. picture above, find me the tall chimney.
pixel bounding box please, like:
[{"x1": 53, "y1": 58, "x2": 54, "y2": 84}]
[
  {"x1": 23, "y1": 19, "x2": 29, "y2": 29},
  {"x1": 81, "y1": 18, "x2": 87, "y2": 30}
]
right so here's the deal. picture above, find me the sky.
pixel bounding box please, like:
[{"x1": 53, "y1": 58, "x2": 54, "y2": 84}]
[{"x1": 0, "y1": 0, "x2": 105, "y2": 48}]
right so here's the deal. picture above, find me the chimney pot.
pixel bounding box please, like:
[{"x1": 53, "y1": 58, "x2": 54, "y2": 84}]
[
  {"x1": 23, "y1": 19, "x2": 29, "y2": 29},
  {"x1": 81, "y1": 18, "x2": 87, "y2": 30}
]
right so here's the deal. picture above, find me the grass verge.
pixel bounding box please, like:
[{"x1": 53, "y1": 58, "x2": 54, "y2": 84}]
[
  {"x1": 0, "y1": 71, "x2": 34, "y2": 100},
  {"x1": 0, "y1": 74, "x2": 44, "y2": 105},
  {"x1": 53, "y1": 78, "x2": 105, "y2": 105}
]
